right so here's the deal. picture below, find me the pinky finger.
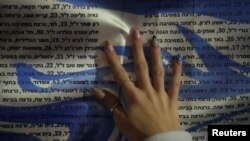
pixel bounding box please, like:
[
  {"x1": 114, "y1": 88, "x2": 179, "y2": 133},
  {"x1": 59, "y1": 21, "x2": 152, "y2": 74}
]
[{"x1": 167, "y1": 54, "x2": 183, "y2": 99}]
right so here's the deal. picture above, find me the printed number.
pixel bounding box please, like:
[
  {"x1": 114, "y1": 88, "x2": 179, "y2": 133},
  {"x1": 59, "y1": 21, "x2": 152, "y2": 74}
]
[
  {"x1": 217, "y1": 28, "x2": 225, "y2": 33},
  {"x1": 51, "y1": 38, "x2": 60, "y2": 43},
  {"x1": 45, "y1": 63, "x2": 53, "y2": 68},
  {"x1": 54, "y1": 97, "x2": 61, "y2": 102},
  {"x1": 60, "y1": 21, "x2": 67, "y2": 27},
  {"x1": 47, "y1": 71, "x2": 54, "y2": 75},
  {"x1": 243, "y1": 62, "x2": 250, "y2": 67},
  {"x1": 50, "y1": 13, "x2": 58, "y2": 18},
  {"x1": 52, "y1": 4, "x2": 60, "y2": 10},
  {"x1": 226, "y1": 36, "x2": 234, "y2": 42}
]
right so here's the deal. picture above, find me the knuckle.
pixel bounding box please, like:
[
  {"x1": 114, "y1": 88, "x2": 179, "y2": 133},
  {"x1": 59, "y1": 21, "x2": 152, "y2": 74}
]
[
  {"x1": 173, "y1": 63, "x2": 182, "y2": 73},
  {"x1": 135, "y1": 61, "x2": 148, "y2": 71},
  {"x1": 172, "y1": 80, "x2": 181, "y2": 88},
  {"x1": 133, "y1": 39, "x2": 143, "y2": 47},
  {"x1": 172, "y1": 69, "x2": 181, "y2": 78},
  {"x1": 116, "y1": 66, "x2": 125, "y2": 74},
  {"x1": 114, "y1": 67, "x2": 125, "y2": 77},
  {"x1": 131, "y1": 95, "x2": 141, "y2": 103},
  {"x1": 119, "y1": 78, "x2": 129, "y2": 87},
  {"x1": 128, "y1": 90, "x2": 142, "y2": 103},
  {"x1": 153, "y1": 68, "x2": 164, "y2": 77}
]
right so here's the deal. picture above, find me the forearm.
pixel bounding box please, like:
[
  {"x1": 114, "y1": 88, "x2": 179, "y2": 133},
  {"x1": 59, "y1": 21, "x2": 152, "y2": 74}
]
[{"x1": 143, "y1": 131, "x2": 192, "y2": 141}]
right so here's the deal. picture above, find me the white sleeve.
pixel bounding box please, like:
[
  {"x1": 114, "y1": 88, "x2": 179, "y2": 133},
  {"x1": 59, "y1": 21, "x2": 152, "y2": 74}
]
[{"x1": 142, "y1": 131, "x2": 192, "y2": 141}]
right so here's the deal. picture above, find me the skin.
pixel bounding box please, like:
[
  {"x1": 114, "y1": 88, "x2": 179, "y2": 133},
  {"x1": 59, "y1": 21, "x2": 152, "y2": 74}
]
[{"x1": 92, "y1": 27, "x2": 182, "y2": 141}]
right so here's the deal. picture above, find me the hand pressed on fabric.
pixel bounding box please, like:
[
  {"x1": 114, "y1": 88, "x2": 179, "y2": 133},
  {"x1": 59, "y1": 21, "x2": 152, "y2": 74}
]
[{"x1": 92, "y1": 27, "x2": 183, "y2": 141}]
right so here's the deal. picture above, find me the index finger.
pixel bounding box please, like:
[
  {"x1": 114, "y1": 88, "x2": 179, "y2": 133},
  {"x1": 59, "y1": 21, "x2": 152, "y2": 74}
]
[
  {"x1": 103, "y1": 40, "x2": 137, "y2": 101},
  {"x1": 167, "y1": 54, "x2": 183, "y2": 99}
]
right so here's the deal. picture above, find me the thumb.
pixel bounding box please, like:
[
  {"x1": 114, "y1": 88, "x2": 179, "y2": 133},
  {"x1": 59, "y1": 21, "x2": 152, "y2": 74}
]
[
  {"x1": 91, "y1": 88, "x2": 129, "y2": 129},
  {"x1": 91, "y1": 88, "x2": 123, "y2": 112}
]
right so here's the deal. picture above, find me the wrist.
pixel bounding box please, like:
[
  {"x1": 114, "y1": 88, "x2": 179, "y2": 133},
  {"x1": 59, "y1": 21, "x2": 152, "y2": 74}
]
[{"x1": 143, "y1": 126, "x2": 180, "y2": 140}]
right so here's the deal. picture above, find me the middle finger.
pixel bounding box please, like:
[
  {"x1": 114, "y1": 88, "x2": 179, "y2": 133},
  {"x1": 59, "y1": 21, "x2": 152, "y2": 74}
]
[{"x1": 130, "y1": 27, "x2": 152, "y2": 90}]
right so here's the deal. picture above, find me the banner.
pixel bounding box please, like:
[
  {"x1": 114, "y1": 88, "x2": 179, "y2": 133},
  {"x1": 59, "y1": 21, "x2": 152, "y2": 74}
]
[{"x1": 0, "y1": 0, "x2": 250, "y2": 140}]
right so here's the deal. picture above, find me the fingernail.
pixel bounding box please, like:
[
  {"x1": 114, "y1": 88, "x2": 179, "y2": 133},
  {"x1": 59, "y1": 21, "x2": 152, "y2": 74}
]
[
  {"x1": 130, "y1": 27, "x2": 140, "y2": 40},
  {"x1": 103, "y1": 40, "x2": 113, "y2": 52},
  {"x1": 151, "y1": 35, "x2": 158, "y2": 47},
  {"x1": 91, "y1": 88, "x2": 105, "y2": 99},
  {"x1": 176, "y1": 53, "x2": 183, "y2": 62}
]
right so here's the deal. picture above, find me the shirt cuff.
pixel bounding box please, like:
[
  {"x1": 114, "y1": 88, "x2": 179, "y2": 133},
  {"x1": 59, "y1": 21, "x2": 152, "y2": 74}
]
[{"x1": 143, "y1": 130, "x2": 192, "y2": 141}]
